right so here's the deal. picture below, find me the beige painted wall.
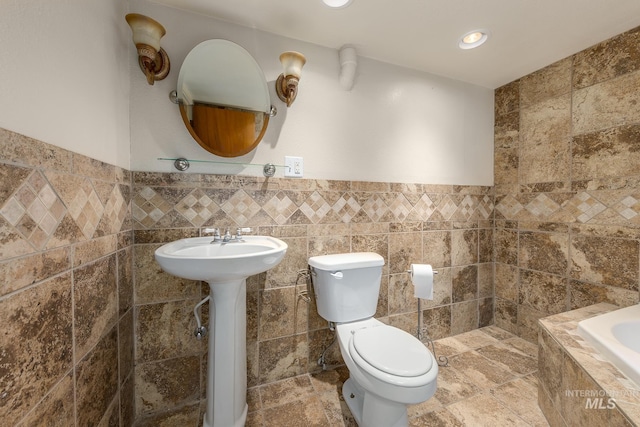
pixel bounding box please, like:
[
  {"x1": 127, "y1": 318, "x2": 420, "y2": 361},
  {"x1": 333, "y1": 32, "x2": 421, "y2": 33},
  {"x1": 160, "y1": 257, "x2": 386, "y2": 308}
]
[
  {"x1": 128, "y1": 0, "x2": 494, "y2": 185},
  {"x1": 0, "y1": 0, "x2": 131, "y2": 169}
]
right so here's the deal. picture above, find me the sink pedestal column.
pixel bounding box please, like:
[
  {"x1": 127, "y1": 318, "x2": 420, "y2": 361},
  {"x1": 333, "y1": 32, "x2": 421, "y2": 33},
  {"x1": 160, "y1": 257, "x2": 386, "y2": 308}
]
[{"x1": 203, "y1": 278, "x2": 248, "y2": 427}]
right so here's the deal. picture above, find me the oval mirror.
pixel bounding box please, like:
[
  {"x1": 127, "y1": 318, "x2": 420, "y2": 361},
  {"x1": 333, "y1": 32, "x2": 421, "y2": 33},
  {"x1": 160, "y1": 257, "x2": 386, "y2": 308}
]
[{"x1": 176, "y1": 39, "x2": 271, "y2": 157}]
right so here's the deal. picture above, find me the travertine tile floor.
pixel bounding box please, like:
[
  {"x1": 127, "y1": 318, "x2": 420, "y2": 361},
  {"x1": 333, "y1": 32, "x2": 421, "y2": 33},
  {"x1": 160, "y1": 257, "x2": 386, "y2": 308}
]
[{"x1": 246, "y1": 326, "x2": 550, "y2": 426}]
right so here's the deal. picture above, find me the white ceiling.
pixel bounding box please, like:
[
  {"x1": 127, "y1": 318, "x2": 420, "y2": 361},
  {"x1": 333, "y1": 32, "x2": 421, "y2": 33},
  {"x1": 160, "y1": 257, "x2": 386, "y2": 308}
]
[{"x1": 151, "y1": 0, "x2": 640, "y2": 89}]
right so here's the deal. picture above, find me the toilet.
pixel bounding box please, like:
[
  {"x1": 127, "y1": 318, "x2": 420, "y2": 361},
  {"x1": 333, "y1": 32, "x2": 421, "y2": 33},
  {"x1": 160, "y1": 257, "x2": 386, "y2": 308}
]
[{"x1": 308, "y1": 252, "x2": 438, "y2": 427}]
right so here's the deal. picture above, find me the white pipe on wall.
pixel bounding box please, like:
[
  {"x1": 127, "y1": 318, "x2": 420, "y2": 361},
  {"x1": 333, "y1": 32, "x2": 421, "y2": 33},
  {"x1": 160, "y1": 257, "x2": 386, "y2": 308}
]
[{"x1": 339, "y1": 45, "x2": 358, "y2": 91}]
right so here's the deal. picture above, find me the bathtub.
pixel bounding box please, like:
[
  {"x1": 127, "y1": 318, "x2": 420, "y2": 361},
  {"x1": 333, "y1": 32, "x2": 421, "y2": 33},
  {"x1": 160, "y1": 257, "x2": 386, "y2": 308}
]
[{"x1": 577, "y1": 304, "x2": 640, "y2": 387}]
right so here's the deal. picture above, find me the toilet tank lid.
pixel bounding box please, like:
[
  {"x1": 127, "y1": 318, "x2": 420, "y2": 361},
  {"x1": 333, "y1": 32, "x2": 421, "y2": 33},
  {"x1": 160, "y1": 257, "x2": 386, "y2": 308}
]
[{"x1": 308, "y1": 252, "x2": 384, "y2": 270}]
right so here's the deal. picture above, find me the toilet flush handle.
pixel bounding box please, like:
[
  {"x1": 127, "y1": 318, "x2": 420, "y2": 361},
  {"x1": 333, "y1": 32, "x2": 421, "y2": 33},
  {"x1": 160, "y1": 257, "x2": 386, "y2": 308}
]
[{"x1": 330, "y1": 271, "x2": 343, "y2": 279}]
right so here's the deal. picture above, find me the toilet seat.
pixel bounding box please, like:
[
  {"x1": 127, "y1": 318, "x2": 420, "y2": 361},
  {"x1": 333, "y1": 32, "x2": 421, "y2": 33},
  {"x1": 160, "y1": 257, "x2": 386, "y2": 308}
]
[{"x1": 348, "y1": 325, "x2": 434, "y2": 387}]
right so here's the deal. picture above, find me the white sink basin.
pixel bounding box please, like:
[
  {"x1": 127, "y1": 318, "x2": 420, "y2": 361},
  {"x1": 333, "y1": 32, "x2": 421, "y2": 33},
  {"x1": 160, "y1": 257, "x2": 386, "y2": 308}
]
[{"x1": 155, "y1": 235, "x2": 288, "y2": 282}]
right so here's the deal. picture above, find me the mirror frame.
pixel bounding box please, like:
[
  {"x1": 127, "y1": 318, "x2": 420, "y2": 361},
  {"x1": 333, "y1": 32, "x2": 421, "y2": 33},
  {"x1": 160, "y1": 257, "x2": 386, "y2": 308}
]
[{"x1": 176, "y1": 39, "x2": 271, "y2": 158}]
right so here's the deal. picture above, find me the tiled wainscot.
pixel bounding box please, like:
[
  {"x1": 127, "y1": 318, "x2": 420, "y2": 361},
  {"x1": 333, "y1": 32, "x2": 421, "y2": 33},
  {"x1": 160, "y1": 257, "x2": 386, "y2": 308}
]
[{"x1": 131, "y1": 171, "x2": 494, "y2": 422}]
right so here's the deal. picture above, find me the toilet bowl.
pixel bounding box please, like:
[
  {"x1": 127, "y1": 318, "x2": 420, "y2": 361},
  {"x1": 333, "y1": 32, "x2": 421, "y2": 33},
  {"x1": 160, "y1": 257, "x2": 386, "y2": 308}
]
[
  {"x1": 308, "y1": 252, "x2": 438, "y2": 427},
  {"x1": 336, "y1": 318, "x2": 438, "y2": 427}
]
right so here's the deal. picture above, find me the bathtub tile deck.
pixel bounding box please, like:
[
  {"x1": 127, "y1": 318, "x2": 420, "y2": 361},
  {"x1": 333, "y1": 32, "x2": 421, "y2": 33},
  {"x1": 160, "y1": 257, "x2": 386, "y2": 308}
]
[
  {"x1": 247, "y1": 326, "x2": 549, "y2": 426},
  {"x1": 538, "y1": 303, "x2": 640, "y2": 426}
]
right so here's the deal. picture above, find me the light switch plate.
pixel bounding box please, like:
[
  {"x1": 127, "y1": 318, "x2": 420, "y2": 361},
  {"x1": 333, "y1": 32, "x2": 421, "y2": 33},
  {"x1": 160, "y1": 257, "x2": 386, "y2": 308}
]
[{"x1": 284, "y1": 156, "x2": 303, "y2": 178}]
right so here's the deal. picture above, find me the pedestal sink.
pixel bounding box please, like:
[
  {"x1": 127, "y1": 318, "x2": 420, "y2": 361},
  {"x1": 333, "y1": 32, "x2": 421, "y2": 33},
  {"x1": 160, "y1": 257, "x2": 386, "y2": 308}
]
[{"x1": 155, "y1": 235, "x2": 288, "y2": 427}]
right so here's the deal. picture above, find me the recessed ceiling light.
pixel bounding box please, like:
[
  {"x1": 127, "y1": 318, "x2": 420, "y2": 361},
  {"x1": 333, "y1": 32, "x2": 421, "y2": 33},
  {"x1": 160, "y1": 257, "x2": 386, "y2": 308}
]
[
  {"x1": 323, "y1": 0, "x2": 353, "y2": 8},
  {"x1": 458, "y1": 30, "x2": 489, "y2": 50}
]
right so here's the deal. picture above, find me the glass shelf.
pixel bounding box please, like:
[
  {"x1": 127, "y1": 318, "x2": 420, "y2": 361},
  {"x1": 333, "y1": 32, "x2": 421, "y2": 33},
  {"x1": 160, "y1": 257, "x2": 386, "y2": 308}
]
[{"x1": 157, "y1": 157, "x2": 285, "y2": 177}]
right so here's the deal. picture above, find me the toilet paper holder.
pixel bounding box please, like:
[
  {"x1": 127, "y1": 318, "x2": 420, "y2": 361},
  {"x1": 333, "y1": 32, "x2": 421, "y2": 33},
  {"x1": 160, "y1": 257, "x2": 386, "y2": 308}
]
[{"x1": 405, "y1": 267, "x2": 449, "y2": 367}]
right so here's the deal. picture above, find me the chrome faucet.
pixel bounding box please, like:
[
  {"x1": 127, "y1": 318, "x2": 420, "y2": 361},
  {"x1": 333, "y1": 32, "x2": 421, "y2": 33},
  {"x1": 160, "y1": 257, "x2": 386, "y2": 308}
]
[{"x1": 203, "y1": 227, "x2": 252, "y2": 243}]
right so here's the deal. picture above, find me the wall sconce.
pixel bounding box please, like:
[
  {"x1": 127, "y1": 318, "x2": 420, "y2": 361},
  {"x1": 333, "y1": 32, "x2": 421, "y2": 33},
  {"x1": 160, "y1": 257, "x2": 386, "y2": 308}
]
[
  {"x1": 276, "y1": 51, "x2": 306, "y2": 107},
  {"x1": 125, "y1": 13, "x2": 170, "y2": 85}
]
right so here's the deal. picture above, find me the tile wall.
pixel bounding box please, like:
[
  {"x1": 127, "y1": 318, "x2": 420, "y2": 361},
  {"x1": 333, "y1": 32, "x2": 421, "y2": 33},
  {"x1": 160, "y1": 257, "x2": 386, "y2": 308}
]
[
  {"x1": 493, "y1": 26, "x2": 640, "y2": 342},
  {"x1": 0, "y1": 128, "x2": 134, "y2": 425},
  {"x1": 131, "y1": 173, "x2": 494, "y2": 422}
]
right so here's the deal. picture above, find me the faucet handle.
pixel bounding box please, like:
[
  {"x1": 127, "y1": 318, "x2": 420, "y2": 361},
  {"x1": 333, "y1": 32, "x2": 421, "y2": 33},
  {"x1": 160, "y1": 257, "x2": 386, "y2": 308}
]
[
  {"x1": 236, "y1": 227, "x2": 252, "y2": 238},
  {"x1": 203, "y1": 227, "x2": 220, "y2": 238}
]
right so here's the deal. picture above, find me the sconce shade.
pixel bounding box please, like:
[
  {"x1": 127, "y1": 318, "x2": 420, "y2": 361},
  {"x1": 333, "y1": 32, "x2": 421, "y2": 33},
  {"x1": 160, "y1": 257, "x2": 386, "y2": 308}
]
[
  {"x1": 279, "y1": 51, "x2": 306, "y2": 78},
  {"x1": 126, "y1": 13, "x2": 165, "y2": 51},
  {"x1": 276, "y1": 51, "x2": 306, "y2": 107},
  {"x1": 126, "y1": 13, "x2": 170, "y2": 85}
]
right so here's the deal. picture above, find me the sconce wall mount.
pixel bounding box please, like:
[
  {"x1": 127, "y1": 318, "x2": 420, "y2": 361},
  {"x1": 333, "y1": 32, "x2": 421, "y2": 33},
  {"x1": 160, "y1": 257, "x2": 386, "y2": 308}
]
[
  {"x1": 276, "y1": 51, "x2": 306, "y2": 107},
  {"x1": 126, "y1": 13, "x2": 171, "y2": 85}
]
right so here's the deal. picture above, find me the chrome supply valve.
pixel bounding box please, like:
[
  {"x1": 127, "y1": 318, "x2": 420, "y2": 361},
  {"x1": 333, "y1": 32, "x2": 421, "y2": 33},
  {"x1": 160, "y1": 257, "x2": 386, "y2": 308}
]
[
  {"x1": 194, "y1": 326, "x2": 207, "y2": 340},
  {"x1": 193, "y1": 296, "x2": 210, "y2": 340}
]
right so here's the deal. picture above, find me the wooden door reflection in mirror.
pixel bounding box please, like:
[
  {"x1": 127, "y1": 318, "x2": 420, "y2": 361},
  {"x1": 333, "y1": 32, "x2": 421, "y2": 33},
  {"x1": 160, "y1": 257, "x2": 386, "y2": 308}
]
[{"x1": 177, "y1": 40, "x2": 271, "y2": 157}]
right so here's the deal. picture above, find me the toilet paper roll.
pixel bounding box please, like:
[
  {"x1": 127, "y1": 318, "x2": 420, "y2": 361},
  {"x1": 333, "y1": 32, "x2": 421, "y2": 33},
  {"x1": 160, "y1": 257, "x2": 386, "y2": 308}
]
[{"x1": 410, "y1": 264, "x2": 434, "y2": 300}]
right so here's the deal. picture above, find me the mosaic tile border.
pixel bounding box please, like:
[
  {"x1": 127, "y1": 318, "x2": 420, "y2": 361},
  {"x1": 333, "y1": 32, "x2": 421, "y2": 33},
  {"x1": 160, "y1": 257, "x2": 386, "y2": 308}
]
[{"x1": 132, "y1": 176, "x2": 494, "y2": 230}]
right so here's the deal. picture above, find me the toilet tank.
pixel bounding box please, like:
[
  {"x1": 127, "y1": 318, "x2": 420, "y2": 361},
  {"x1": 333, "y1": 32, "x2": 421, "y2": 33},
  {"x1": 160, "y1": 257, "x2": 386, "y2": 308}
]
[{"x1": 308, "y1": 252, "x2": 384, "y2": 323}]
